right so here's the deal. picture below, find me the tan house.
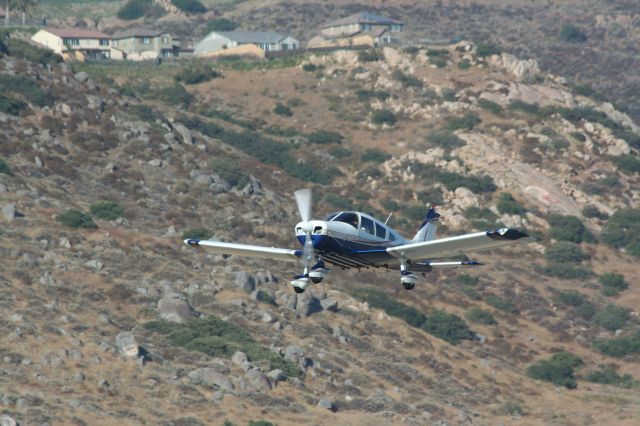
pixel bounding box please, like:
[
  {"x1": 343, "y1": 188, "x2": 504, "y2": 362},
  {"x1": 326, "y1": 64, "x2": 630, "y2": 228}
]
[
  {"x1": 31, "y1": 28, "x2": 112, "y2": 61},
  {"x1": 309, "y1": 12, "x2": 404, "y2": 48},
  {"x1": 111, "y1": 28, "x2": 193, "y2": 60},
  {"x1": 195, "y1": 31, "x2": 299, "y2": 57}
]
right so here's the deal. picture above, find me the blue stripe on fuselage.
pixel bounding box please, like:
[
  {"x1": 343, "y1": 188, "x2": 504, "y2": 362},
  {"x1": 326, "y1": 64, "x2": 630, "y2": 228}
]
[{"x1": 297, "y1": 234, "x2": 397, "y2": 265}]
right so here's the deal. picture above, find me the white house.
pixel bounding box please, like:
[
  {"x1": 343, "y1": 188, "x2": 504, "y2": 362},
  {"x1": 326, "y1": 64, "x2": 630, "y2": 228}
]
[
  {"x1": 195, "y1": 31, "x2": 299, "y2": 56},
  {"x1": 31, "y1": 28, "x2": 112, "y2": 61}
]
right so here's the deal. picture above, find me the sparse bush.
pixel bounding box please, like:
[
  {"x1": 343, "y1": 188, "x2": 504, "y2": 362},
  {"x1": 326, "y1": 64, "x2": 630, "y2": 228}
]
[
  {"x1": 0, "y1": 74, "x2": 53, "y2": 107},
  {"x1": 350, "y1": 287, "x2": 426, "y2": 328},
  {"x1": 576, "y1": 303, "x2": 596, "y2": 320},
  {"x1": 90, "y1": 201, "x2": 124, "y2": 220},
  {"x1": 273, "y1": 103, "x2": 293, "y2": 116},
  {"x1": 446, "y1": 112, "x2": 481, "y2": 131},
  {"x1": 571, "y1": 131, "x2": 587, "y2": 142},
  {"x1": 456, "y1": 274, "x2": 480, "y2": 286},
  {"x1": 484, "y1": 294, "x2": 518, "y2": 314},
  {"x1": 209, "y1": 158, "x2": 250, "y2": 188},
  {"x1": 464, "y1": 207, "x2": 497, "y2": 229},
  {"x1": 402, "y1": 205, "x2": 427, "y2": 221},
  {"x1": 581, "y1": 205, "x2": 609, "y2": 220},
  {"x1": 156, "y1": 84, "x2": 192, "y2": 107},
  {"x1": 545, "y1": 242, "x2": 585, "y2": 263},
  {"x1": 554, "y1": 290, "x2": 585, "y2": 308},
  {"x1": 248, "y1": 421, "x2": 275, "y2": 426},
  {"x1": 476, "y1": 42, "x2": 501, "y2": 57},
  {"x1": 172, "y1": 0, "x2": 206, "y2": 13},
  {"x1": 548, "y1": 214, "x2": 593, "y2": 243},
  {"x1": 307, "y1": 130, "x2": 343, "y2": 145},
  {"x1": 560, "y1": 24, "x2": 587, "y2": 43},
  {"x1": 130, "y1": 104, "x2": 158, "y2": 122},
  {"x1": 182, "y1": 228, "x2": 210, "y2": 240},
  {"x1": 392, "y1": 69, "x2": 423, "y2": 88},
  {"x1": 421, "y1": 310, "x2": 474, "y2": 345},
  {"x1": 371, "y1": 109, "x2": 397, "y2": 126},
  {"x1": 0, "y1": 95, "x2": 27, "y2": 115},
  {"x1": 594, "y1": 332, "x2": 640, "y2": 358},
  {"x1": 501, "y1": 401, "x2": 524, "y2": 416},
  {"x1": 497, "y1": 192, "x2": 526, "y2": 215},
  {"x1": 5, "y1": 38, "x2": 61, "y2": 64},
  {"x1": 429, "y1": 56, "x2": 447, "y2": 68},
  {"x1": 0, "y1": 158, "x2": 13, "y2": 176},
  {"x1": 358, "y1": 49, "x2": 384, "y2": 62},
  {"x1": 355, "y1": 89, "x2": 390, "y2": 102},
  {"x1": 613, "y1": 154, "x2": 640, "y2": 174},
  {"x1": 57, "y1": 209, "x2": 97, "y2": 229},
  {"x1": 477, "y1": 98, "x2": 502, "y2": 114},
  {"x1": 324, "y1": 193, "x2": 351, "y2": 210},
  {"x1": 526, "y1": 352, "x2": 582, "y2": 389},
  {"x1": 361, "y1": 148, "x2": 390, "y2": 163},
  {"x1": 601, "y1": 208, "x2": 640, "y2": 257},
  {"x1": 117, "y1": 0, "x2": 153, "y2": 20},
  {"x1": 594, "y1": 304, "x2": 629, "y2": 331},
  {"x1": 457, "y1": 60, "x2": 471, "y2": 70},
  {"x1": 330, "y1": 146, "x2": 351, "y2": 158},
  {"x1": 583, "y1": 365, "x2": 635, "y2": 388},
  {"x1": 175, "y1": 62, "x2": 221, "y2": 85},
  {"x1": 599, "y1": 273, "x2": 628, "y2": 297},
  {"x1": 302, "y1": 63, "x2": 318, "y2": 72},
  {"x1": 541, "y1": 263, "x2": 593, "y2": 279},
  {"x1": 573, "y1": 84, "x2": 596, "y2": 98},
  {"x1": 509, "y1": 100, "x2": 542, "y2": 115},
  {"x1": 427, "y1": 131, "x2": 465, "y2": 150},
  {"x1": 205, "y1": 18, "x2": 238, "y2": 32},
  {"x1": 465, "y1": 307, "x2": 497, "y2": 325}
]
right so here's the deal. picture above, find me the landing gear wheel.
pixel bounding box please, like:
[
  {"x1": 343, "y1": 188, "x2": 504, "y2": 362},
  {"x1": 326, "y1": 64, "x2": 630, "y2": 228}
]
[
  {"x1": 293, "y1": 286, "x2": 305, "y2": 294},
  {"x1": 402, "y1": 282, "x2": 415, "y2": 290},
  {"x1": 310, "y1": 277, "x2": 323, "y2": 284}
]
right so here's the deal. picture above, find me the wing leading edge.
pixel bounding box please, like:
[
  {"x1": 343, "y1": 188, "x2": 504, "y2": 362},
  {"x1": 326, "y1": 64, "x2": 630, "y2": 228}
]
[
  {"x1": 185, "y1": 239, "x2": 301, "y2": 262},
  {"x1": 386, "y1": 228, "x2": 533, "y2": 261}
]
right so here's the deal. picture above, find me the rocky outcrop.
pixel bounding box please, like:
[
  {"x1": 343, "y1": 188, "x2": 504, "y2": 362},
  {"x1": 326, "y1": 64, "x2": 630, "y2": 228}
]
[
  {"x1": 157, "y1": 290, "x2": 199, "y2": 324},
  {"x1": 188, "y1": 368, "x2": 234, "y2": 391},
  {"x1": 488, "y1": 53, "x2": 540, "y2": 82}
]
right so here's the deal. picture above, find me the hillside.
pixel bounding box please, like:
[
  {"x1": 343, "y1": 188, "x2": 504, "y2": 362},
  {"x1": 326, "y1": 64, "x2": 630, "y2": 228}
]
[{"x1": 1, "y1": 33, "x2": 640, "y2": 425}]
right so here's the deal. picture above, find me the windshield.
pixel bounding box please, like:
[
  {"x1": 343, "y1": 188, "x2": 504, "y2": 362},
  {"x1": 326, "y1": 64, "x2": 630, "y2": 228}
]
[{"x1": 333, "y1": 212, "x2": 359, "y2": 228}]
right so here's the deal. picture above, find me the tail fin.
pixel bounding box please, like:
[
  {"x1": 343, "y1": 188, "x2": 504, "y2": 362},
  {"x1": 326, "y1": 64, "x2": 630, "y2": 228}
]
[{"x1": 411, "y1": 207, "x2": 440, "y2": 243}]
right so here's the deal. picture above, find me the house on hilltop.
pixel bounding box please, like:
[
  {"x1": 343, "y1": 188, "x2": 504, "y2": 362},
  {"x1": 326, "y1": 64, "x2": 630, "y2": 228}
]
[
  {"x1": 308, "y1": 12, "x2": 404, "y2": 48},
  {"x1": 195, "y1": 31, "x2": 300, "y2": 58},
  {"x1": 111, "y1": 28, "x2": 193, "y2": 60},
  {"x1": 31, "y1": 28, "x2": 113, "y2": 61}
]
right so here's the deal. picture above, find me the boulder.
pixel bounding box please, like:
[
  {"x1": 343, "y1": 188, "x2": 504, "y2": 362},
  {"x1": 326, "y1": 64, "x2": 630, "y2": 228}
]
[
  {"x1": 173, "y1": 123, "x2": 193, "y2": 144},
  {"x1": 231, "y1": 351, "x2": 248, "y2": 366},
  {"x1": 157, "y1": 291, "x2": 198, "y2": 324},
  {"x1": 244, "y1": 369, "x2": 271, "y2": 391},
  {"x1": 235, "y1": 271, "x2": 256, "y2": 293},
  {"x1": 115, "y1": 332, "x2": 139, "y2": 358},
  {"x1": 266, "y1": 369, "x2": 286, "y2": 383},
  {"x1": 295, "y1": 291, "x2": 323, "y2": 317},
  {"x1": 2, "y1": 204, "x2": 16, "y2": 222},
  {"x1": 320, "y1": 298, "x2": 339, "y2": 312},
  {"x1": 0, "y1": 414, "x2": 18, "y2": 426},
  {"x1": 188, "y1": 368, "x2": 234, "y2": 391},
  {"x1": 317, "y1": 398, "x2": 336, "y2": 411},
  {"x1": 74, "y1": 71, "x2": 90, "y2": 82},
  {"x1": 284, "y1": 345, "x2": 304, "y2": 364}
]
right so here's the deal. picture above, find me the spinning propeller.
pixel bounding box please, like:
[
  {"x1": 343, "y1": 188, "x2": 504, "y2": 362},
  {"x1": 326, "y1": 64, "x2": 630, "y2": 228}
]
[{"x1": 294, "y1": 188, "x2": 315, "y2": 274}]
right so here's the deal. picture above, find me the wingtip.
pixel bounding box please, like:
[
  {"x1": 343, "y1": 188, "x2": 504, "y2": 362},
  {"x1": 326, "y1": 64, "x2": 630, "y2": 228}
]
[{"x1": 184, "y1": 239, "x2": 201, "y2": 247}]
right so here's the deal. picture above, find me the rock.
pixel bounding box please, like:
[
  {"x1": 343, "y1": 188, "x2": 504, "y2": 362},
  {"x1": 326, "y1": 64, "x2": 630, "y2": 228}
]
[
  {"x1": 148, "y1": 159, "x2": 162, "y2": 167},
  {"x1": 244, "y1": 369, "x2": 271, "y2": 391},
  {"x1": 317, "y1": 398, "x2": 336, "y2": 411},
  {"x1": 74, "y1": 71, "x2": 90, "y2": 82},
  {"x1": 115, "y1": 332, "x2": 139, "y2": 358},
  {"x1": 284, "y1": 345, "x2": 304, "y2": 364},
  {"x1": 231, "y1": 351, "x2": 248, "y2": 366},
  {"x1": 267, "y1": 369, "x2": 286, "y2": 382},
  {"x1": 0, "y1": 183, "x2": 6, "y2": 192},
  {"x1": 85, "y1": 259, "x2": 103, "y2": 270},
  {"x1": 0, "y1": 414, "x2": 18, "y2": 426},
  {"x1": 188, "y1": 368, "x2": 234, "y2": 391},
  {"x1": 235, "y1": 271, "x2": 256, "y2": 293},
  {"x1": 56, "y1": 102, "x2": 72, "y2": 115},
  {"x1": 2, "y1": 204, "x2": 16, "y2": 222},
  {"x1": 320, "y1": 298, "x2": 339, "y2": 312},
  {"x1": 452, "y1": 187, "x2": 479, "y2": 210},
  {"x1": 296, "y1": 291, "x2": 323, "y2": 317},
  {"x1": 489, "y1": 53, "x2": 540, "y2": 81},
  {"x1": 86, "y1": 95, "x2": 104, "y2": 111},
  {"x1": 34, "y1": 156, "x2": 43, "y2": 167},
  {"x1": 173, "y1": 123, "x2": 193, "y2": 144},
  {"x1": 157, "y1": 291, "x2": 198, "y2": 323},
  {"x1": 73, "y1": 372, "x2": 85, "y2": 383}
]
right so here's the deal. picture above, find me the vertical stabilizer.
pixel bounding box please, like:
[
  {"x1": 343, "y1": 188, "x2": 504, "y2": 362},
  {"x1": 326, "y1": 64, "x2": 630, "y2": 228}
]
[{"x1": 411, "y1": 207, "x2": 440, "y2": 243}]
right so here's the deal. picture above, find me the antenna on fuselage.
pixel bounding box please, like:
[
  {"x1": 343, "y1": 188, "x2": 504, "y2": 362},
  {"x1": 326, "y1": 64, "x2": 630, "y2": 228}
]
[{"x1": 384, "y1": 212, "x2": 393, "y2": 225}]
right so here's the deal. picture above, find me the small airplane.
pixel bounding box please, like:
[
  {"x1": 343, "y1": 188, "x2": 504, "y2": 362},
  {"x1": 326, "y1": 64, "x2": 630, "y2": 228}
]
[{"x1": 185, "y1": 189, "x2": 534, "y2": 293}]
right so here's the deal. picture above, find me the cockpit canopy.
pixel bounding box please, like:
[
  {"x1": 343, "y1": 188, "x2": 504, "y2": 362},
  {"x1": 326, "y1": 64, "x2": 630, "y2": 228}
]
[{"x1": 326, "y1": 211, "x2": 398, "y2": 241}]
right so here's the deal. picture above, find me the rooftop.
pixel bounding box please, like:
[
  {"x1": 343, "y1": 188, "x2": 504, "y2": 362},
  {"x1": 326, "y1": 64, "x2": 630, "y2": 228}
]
[
  {"x1": 111, "y1": 28, "x2": 167, "y2": 40},
  {"x1": 44, "y1": 28, "x2": 110, "y2": 39},
  {"x1": 320, "y1": 12, "x2": 403, "y2": 29},
  {"x1": 213, "y1": 31, "x2": 292, "y2": 44}
]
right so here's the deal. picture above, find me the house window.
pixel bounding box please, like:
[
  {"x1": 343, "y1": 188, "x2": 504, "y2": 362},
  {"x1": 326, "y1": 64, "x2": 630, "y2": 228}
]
[
  {"x1": 64, "y1": 38, "x2": 79, "y2": 46},
  {"x1": 143, "y1": 37, "x2": 150, "y2": 45},
  {"x1": 363, "y1": 24, "x2": 371, "y2": 31},
  {"x1": 112, "y1": 40, "x2": 118, "y2": 47},
  {"x1": 391, "y1": 24, "x2": 402, "y2": 32},
  {"x1": 162, "y1": 35, "x2": 169, "y2": 44},
  {"x1": 99, "y1": 39, "x2": 109, "y2": 46}
]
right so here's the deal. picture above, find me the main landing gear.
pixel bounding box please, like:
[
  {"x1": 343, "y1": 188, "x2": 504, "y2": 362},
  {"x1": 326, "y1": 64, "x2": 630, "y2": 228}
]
[
  {"x1": 291, "y1": 260, "x2": 330, "y2": 293},
  {"x1": 400, "y1": 258, "x2": 417, "y2": 290}
]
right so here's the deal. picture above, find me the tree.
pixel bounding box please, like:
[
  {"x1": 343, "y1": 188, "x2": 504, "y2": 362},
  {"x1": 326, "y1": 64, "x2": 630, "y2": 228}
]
[{"x1": 14, "y1": 0, "x2": 38, "y2": 26}]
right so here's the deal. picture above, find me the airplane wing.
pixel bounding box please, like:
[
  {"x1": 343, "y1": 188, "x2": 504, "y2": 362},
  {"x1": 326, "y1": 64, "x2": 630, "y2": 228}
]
[
  {"x1": 386, "y1": 228, "x2": 534, "y2": 261},
  {"x1": 184, "y1": 239, "x2": 301, "y2": 262}
]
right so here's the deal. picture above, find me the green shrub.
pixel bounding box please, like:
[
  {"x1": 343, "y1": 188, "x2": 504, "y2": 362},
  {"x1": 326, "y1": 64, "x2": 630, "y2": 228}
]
[
  {"x1": 172, "y1": 0, "x2": 206, "y2": 13},
  {"x1": 156, "y1": 84, "x2": 193, "y2": 107},
  {"x1": 496, "y1": 192, "x2": 526, "y2": 215},
  {"x1": 422, "y1": 310, "x2": 474, "y2": 345},
  {"x1": 560, "y1": 24, "x2": 587, "y2": 43},
  {"x1": 402, "y1": 205, "x2": 427, "y2": 221},
  {"x1": 0, "y1": 74, "x2": 53, "y2": 107},
  {"x1": 446, "y1": 112, "x2": 481, "y2": 131},
  {"x1": 429, "y1": 56, "x2": 447, "y2": 68},
  {"x1": 457, "y1": 59, "x2": 471, "y2": 70},
  {"x1": 526, "y1": 352, "x2": 582, "y2": 389},
  {"x1": 571, "y1": 131, "x2": 587, "y2": 142},
  {"x1": 594, "y1": 304, "x2": 629, "y2": 331},
  {"x1": 392, "y1": 69, "x2": 423, "y2": 88},
  {"x1": 117, "y1": 0, "x2": 153, "y2": 20},
  {"x1": 371, "y1": 109, "x2": 397, "y2": 126},
  {"x1": 583, "y1": 365, "x2": 635, "y2": 388},
  {"x1": 355, "y1": 89, "x2": 390, "y2": 102},
  {"x1": 302, "y1": 63, "x2": 318, "y2": 72},
  {"x1": 508, "y1": 100, "x2": 542, "y2": 115},
  {"x1": 554, "y1": 290, "x2": 585, "y2": 308},
  {"x1": 541, "y1": 263, "x2": 593, "y2": 279},
  {"x1": 205, "y1": 18, "x2": 238, "y2": 32},
  {"x1": 0, "y1": 158, "x2": 13, "y2": 176},
  {"x1": 581, "y1": 205, "x2": 609, "y2": 220},
  {"x1": 501, "y1": 401, "x2": 524, "y2": 416},
  {"x1": 182, "y1": 228, "x2": 210, "y2": 240},
  {"x1": 593, "y1": 332, "x2": 640, "y2": 358},
  {"x1": 601, "y1": 208, "x2": 640, "y2": 257},
  {"x1": 484, "y1": 294, "x2": 518, "y2": 314},
  {"x1": 307, "y1": 130, "x2": 343, "y2": 145},
  {"x1": 248, "y1": 421, "x2": 275, "y2": 426},
  {"x1": 209, "y1": 158, "x2": 249, "y2": 188},
  {"x1": 427, "y1": 131, "x2": 465, "y2": 150},
  {"x1": 465, "y1": 307, "x2": 497, "y2": 325},
  {"x1": 324, "y1": 193, "x2": 351, "y2": 210},
  {"x1": 350, "y1": 287, "x2": 427, "y2": 328},
  {"x1": 613, "y1": 154, "x2": 640, "y2": 174},
  {"x1": 576, "y1": 303, "x2": 596, "y2": 320},
  {"x1": 456, "y1": 273, "x2": 480, "y2": 286},
  {"x1": 548, "y1": 214, "x2": 592, "y2": 243},
  {"x1": 435, "y1": 170, "x2": 496, "y2": 193},
  {"x1": 358, "y1": 49, "x2": 384, "y2": 62},
  {"x1": 361, "y1": 148, "x2": 390, "y2": 163},
  {"x1": 477, "y1": 98, "x2": 502, "y2": 115},
  {"x1": 0, "y1": 95, "x2": 27, "y2": 115},
  {"x1": 544, "y1": 242, "x2": 585, "y2": 263},
  {"x1": 464, "y1": 207, "x2": 497, "y2": 228},
  {"x1": 330, "y1": 146, "x2": 351, "y2": 158},
  {"x1": 476, "y1": 42, "x2": 501, "y2": 57},
  {"x1": 599, "y1": 273, "x2": 628, "y2": 296},
  {"x1": 129, "y1": 104, "x2": 158, "y2": 122},
  {"x1": 5, "y1": 38, "x2": 62, "y2": 64},
  {"x1": 90, "y1": 201, "x2": 124, "y2": 220},
  {"x1": 273, "y1": 103, "x2": 292, "y2": 116},
  {"x1": 57, "y1": 209, "x2": 98, "y2": 229},
  {"x1": 175, "y1": 63, "x2": 221, "y2": 85}
]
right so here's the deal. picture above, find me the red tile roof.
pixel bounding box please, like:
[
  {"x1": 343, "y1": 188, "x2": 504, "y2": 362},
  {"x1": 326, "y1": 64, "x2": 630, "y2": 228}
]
[{"x1": 45, "y1": 28, "x2": 110, "y2": 39}]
